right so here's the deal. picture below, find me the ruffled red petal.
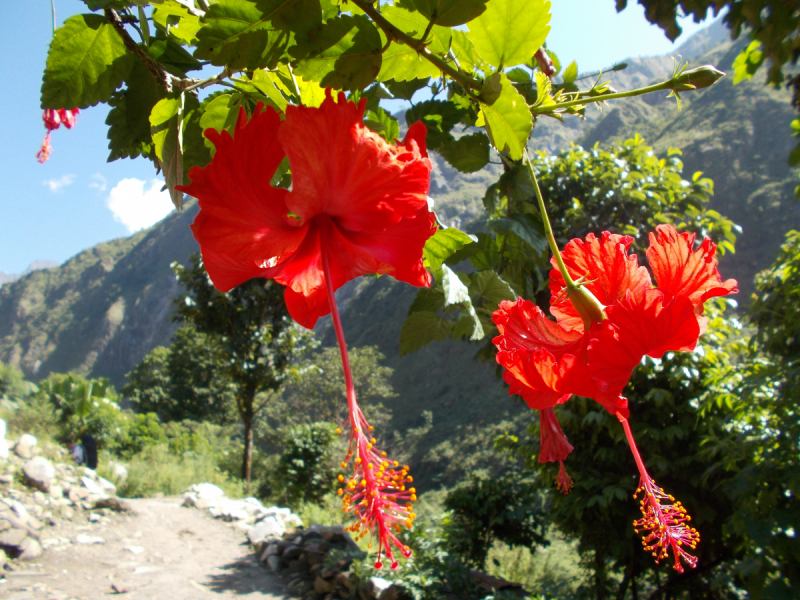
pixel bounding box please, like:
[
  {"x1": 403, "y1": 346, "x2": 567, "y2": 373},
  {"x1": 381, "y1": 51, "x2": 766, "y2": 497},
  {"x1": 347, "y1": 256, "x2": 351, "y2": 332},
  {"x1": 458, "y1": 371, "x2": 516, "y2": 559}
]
[
  {"x1": 646, "y1": 224, "x2": 738, "y2": 313},
  {"x1": 181, "y1": 105, "x2": 306, "y2": 270},
  {"x1": 198, "y1": 245, "x2": 284, "y2": 293},
  {"x1": 279, "y1": 92, "x2": 432, "y2": 232},
  {"x1": 498, "y1": 348, "x2": 575, "y2": 409},
  {"x1": 550, "y1": 232, "x2": 652, "y2": 332},
  {"x1": 402, "y1": 121, "x2": 428, "y2": 158},
  {"x1": 493, "y1": 298, "x2": 584, "y2": 354},
  {"x1": 538, "y1": 407, "x2": 573, "y2": 464},
  {"x1": 587, "y1": 289, "x2": 700, "y2": 400}
]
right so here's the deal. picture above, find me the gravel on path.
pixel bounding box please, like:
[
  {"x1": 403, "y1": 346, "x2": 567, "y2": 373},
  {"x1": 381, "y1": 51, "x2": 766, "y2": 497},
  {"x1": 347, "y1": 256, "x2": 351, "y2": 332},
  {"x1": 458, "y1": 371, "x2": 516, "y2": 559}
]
[{"x1": 1, "y1": 497, "x2": 293, "y2": 600}]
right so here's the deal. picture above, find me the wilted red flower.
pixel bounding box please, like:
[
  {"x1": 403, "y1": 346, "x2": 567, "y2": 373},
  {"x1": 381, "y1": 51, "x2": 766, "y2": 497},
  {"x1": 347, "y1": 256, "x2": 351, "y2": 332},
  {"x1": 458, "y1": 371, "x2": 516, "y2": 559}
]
[
  {"x1": 179, "y1": 92, "x2": 436, "y2": 329},
  {"x1": 36, "y1": 108, "x2": 80, "y2": 163},
  {"x1": 492, "y1": 224, "x2": 737, "y2": 571},
  {"x1": 179, "y1": 92, "x2": 436, "y2": 570}
]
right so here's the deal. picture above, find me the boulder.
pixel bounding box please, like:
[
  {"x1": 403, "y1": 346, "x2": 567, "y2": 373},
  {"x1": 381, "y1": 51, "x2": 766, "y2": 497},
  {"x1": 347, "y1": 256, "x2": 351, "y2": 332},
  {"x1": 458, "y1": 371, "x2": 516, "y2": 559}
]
[
  {"x1": 17, "y1": 537, "x2": 43, "y2": 560},
  {"x1": 14, "y1": 434, "x2": 37, "y2": 459},
  {"x1": 23, "y1": 457, "x2": 55, "y2": 492},
  {"x1": 248, "y1": 516, "x2": 285, "y2": 545}
]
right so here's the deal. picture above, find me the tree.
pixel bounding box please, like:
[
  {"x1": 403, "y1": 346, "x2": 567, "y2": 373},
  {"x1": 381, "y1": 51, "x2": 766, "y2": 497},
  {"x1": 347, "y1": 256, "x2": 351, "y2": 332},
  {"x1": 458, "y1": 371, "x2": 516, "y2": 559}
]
[
  {"x1": 700, "y1": 230, "x2": 800, "y2": 597},
  {"x1": 123, "y1": 324, "x2": 237, "y2": 425},
  {"x1": 265, "y1": 345, "x2": 396, "y2": 433},
  {"x1": 172, "y1": 255, "x2": 309, "y2": 492}
]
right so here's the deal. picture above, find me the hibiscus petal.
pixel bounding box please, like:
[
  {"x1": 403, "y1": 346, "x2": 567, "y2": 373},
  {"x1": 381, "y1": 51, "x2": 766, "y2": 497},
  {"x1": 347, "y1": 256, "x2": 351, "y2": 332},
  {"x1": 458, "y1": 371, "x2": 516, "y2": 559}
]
[
  {"x1": 342, "y1": 205, "x2": 436, "y2": 288},
  {"x1": 279, "y1": 92, "x2": 432, "y2": 231},
  {"x1": 493, "y1": 298, "x2": 584, "y2": 355},
  {"x1": 550, "y1": 232, "x2": 652, "y2": 332},
  {"x1": 646, "y1": 224, "x2": 738, "y2": 312},
  {"x1": 587, "y1": 289, "x2": 700, "y2": 400},
  {"x1": 497, "y1": 347, "x2": 575, "y2": 410},
  {"x1": 402, "y1": 121, "x2": 429, "y2": 158},
  {"x1": 538, "y1": 407, "x2": 573, "y2": 464},
  {"x1": 180, "y1": 105, "x2": 307, "y2": 266},
  {"x1": 198, "y1": 246, "x2": 284, "y2": 293}
]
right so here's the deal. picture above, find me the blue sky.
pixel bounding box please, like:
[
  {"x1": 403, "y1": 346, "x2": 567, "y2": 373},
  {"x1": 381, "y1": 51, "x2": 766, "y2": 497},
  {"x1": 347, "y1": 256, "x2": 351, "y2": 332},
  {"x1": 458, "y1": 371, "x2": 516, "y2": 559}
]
[{"x1": 0, "y1": 1, "x2": 717, "y2": 275}]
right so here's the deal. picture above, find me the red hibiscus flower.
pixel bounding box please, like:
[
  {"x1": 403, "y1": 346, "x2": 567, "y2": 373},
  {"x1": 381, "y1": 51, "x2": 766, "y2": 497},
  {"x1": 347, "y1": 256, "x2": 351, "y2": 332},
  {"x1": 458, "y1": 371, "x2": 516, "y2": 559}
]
[
  {"x1": 178, "y1": 92, "x2": 436, "y2": 570},
  {"x1": 36, "y1": 108, "x2": 79, "y2": 163},
  {"x1": 179, "y1": 92, "x2": 436, "y2": 329},
  {"x1": 492, "y1": 224, "x2": 737, "y2": 571}
]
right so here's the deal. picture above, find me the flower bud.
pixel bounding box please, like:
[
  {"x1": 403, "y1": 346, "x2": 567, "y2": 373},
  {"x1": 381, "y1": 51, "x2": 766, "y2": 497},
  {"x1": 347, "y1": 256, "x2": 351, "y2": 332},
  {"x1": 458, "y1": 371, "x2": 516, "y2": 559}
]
[
  {"x1": 567, "y1": 282, "x2": 606, "y2": 329},
  {"x1": 670, "y1": 65, "x2": 725, "y2": 92}
]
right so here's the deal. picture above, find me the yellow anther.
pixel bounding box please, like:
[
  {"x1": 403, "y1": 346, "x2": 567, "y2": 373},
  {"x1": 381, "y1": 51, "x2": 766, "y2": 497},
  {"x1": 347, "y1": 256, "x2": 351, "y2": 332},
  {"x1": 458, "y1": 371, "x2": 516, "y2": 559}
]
[
  {"x1": 341, "y1": 462, "x2": 347, "y2": 469},
  {"x1": 337, "y1": 488, "x2": 343, "y2": 496},
  {"x1": 335, "y1": 428, "x2": 342, "y2": 434},
  {"x1": 338, "y1": 474, "x2": 345, "y2": 482}
]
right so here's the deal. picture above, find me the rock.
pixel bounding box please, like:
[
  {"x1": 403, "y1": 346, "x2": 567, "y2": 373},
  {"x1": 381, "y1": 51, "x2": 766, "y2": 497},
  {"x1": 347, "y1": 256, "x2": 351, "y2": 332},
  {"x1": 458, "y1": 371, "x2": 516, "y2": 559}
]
[
  {"x1": 126, "y1": 545, "x2": 144, "y2": 554},
  {"x1": 314, "y1": 576, "x2": 334, "y2": 595},
  {"x1": 111, "y1": 581, "x2": 130, "y2": 594},
  {"x1": 378, "y1": 585, "x2": 410, "y2": 600},
  {"x1": 365, "y1": 577, "x2": 392, "y2": 599},
  {"x1": 49, "y1": 485, "x2": 63, "y2": 499},
  {"x1": 185, "y1": 483, "x2": 225, "y2": 504},
  {"x1": 23, "y1": 457, "x2": 55, "y2": 492},
  {"x1": 248, "y1": 516, "x2": 285, "y2": 545},
  {"x1": 75, "y1": 534, "x2": 105, "y2": 545},
  {"x1": 0, "y1": 527, "x2": 28, "y2": 547},
  {"x1": 17, "y1": 537, "x2": 43, "y2": 560},
  {"x1": 94, "y1": 497, "x2": 131, "y2": 512},
  {"x1": 0, "y1": 419, "x2": 8, "y2": 460},
  {"x1": 281, "y1": 543, "x2": 302, "y2": 563},
  {"x1": 80, "y1": 476, "x2": 108, "y2": 498},
  {"x1": 97, "y1": 476, "x2": 117, "y2": 495},
  {"x1": 14, "y1": 434, "x2": 37, "y2": 459},
  {"x1": 0, "y1": 473, "x2": 12, "y2": 484},
  {"x1": 260, "y1": 543, "x2": 278, "y2": 563},
  {"x1": 266, "y1": 554, "x2": 282, "y2": 574},
  {"x1": 112, "y1": 463, "x2": 128, "y2": 482}
]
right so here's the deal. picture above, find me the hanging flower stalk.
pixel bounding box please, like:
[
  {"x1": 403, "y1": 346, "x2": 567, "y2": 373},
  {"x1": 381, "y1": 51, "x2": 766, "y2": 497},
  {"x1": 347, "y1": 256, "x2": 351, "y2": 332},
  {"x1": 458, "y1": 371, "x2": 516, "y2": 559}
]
[
  {"x1": 491, "y1": 151, "x2": 736, "y2": 572},
  {"x1": 36, "y1": 108, "x2": 79, "y2": 163},
  {"x1": 177, "y1": 92, "x2": 436, "y2": 569}
]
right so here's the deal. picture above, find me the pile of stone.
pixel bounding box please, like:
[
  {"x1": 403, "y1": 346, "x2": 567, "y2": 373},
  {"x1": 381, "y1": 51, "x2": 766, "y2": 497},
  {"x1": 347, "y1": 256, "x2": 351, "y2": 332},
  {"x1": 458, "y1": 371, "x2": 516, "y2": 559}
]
[
  {"x1": 254, "y1": 524, "x2": 408, "y2": 600},
  {"x1": 0, "y1": 420, "x2": 128, "y2": 567}
]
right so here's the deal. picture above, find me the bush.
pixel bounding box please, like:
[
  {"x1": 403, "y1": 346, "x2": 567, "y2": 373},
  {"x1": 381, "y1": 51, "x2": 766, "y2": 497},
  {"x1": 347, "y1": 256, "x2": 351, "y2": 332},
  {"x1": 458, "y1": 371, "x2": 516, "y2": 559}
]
[{"x1": 271, "y1": 421, "x2": 339, "y2": 507}]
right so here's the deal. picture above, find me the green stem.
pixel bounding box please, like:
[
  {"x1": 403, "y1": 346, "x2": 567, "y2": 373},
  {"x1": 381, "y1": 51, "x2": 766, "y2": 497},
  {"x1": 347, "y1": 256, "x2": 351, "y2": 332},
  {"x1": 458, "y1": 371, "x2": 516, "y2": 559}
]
[
  {"x1": 523, "y1": 149, "x2": 576, "y2": 287},
  {"x1": 137, "y1": 6, "x2": 150, "y2": 46},
  {"x1": 531, "y1": 80, "x2": 674, "y2": 115},
  {"x1": 351, "y1": 0, "x2": 482, "y2": 93}
]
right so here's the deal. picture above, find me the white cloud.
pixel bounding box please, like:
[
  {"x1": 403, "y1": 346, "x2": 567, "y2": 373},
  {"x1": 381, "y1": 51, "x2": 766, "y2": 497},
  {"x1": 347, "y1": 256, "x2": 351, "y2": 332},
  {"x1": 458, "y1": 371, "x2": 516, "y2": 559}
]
[
  {"x1": 43, "y1": 174, "x2": 75, "y2": 193},
  {"x1": 105, "y1": 178, "x2": 174, "y2": 234},
  {"x1": 89, "y1": 173, "x2": 107, "y2": 194}
]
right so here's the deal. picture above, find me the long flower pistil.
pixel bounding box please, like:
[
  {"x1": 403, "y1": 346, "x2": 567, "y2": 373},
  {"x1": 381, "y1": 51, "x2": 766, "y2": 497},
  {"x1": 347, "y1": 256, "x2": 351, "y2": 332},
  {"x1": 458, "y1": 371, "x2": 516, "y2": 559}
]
[
  {"x1": 323, "y1": 249, "x2": 415, "y2": 570},
  {"x1": 618, "y1": 413, "x2": 700, "y2": 572},
  {"x1": 336, "y1": 407, "x2": 416, "y2": 569}
]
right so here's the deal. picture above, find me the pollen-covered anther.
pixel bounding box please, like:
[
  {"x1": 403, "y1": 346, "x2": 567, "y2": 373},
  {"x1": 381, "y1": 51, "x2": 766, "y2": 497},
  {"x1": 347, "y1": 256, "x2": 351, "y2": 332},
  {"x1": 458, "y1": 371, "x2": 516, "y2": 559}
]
[
  {"x1": 555, "y1": 460, "x2": 574, "y2": 494},
  {"x1": 633, "y1": 475, "x2": 700, "y2": 573}
]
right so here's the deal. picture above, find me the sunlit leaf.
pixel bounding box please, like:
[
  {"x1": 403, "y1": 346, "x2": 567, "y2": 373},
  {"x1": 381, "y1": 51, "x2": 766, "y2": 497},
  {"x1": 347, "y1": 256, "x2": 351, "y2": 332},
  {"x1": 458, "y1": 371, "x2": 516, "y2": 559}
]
[
  {"x1": 466, "y1": 0, "x2": 550, "y2": 68},
  {"x1": 480, "y1": 73, "x2": 532, "y2": 159}
]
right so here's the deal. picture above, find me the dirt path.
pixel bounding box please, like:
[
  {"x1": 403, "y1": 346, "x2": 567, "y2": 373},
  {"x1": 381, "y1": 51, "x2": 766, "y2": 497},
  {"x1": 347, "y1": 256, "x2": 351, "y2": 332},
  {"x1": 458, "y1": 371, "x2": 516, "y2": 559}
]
[{"x1": 2, "y1": 497, "x2": 293, "y2": 600}]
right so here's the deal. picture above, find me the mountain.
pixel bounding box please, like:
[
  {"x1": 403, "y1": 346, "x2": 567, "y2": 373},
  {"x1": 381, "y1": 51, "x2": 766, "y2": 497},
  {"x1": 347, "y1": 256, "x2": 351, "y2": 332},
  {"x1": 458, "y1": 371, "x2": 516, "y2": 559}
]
[
  {"x1": 0, "y1": 260, "x2": 59, "y2": 287},
  {"x1": 0, "y1": 22, "x2": 797, "y2": 485}
]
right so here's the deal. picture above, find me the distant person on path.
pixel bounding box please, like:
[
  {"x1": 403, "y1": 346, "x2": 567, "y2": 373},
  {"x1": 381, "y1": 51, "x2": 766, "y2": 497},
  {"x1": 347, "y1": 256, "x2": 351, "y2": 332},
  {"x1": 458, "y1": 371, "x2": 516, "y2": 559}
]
[
  {"x1": 82, "y1": 432, "x2": 98, "y2": 470},
  {"x1": 68, "y1": 440, "x2": 84, "y2": 465}
]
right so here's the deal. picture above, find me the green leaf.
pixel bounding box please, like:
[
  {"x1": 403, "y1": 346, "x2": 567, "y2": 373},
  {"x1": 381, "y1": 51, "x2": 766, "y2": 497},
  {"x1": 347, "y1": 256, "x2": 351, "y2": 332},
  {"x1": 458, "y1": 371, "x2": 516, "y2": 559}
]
[
  {"x1": 364, "y1": 107, "x2": 400, "y2": 141},
  {"x1": 410, "y1": 0, "x2": 488, "y2": 27},
  {"x1": 194, "y1": 0, "x2": 317, "y2": 70},
  {"x1": 377, "y1": 6, "x2": 451, "y2": 82},
  {"x1": 199, "y1": 93, "x2": 243, "y2": 154},
  {"x1": 489, "y1": 212, "x2": 548, "y2": 254},
  {"x1": 562, "y1": 60, "x2": 577, "y2": 84},
  {"x1": 147, "y1": 36, "x2": 203, "y2": 77},
  {"x1": 251, "y1": 70, "x2": 290, "y2": 111},
  {"x1": 442, "y1": 265, "x2": 484, "y2": 340},
  {"x1": 385, "y1": 78, "x2": 430, "y2": 100},
  {"x1": 160, "y1": 95, "x2": 185, "y2": 210},
  {"x1": 450, "y1": 29, "x2": 488, "y2": 73},
  {"x1": 468, "y1": 270, "x2": 516, "y2": 306},
  {"x1": 466, "y1": 0, "x2": 550, "y2": 68},
  {"x1": 152, "y1": 0, "x2": 202, "y2": 45},
  {"x1": 438, "y1": 133, "x2": 490, "y2": 173},
  {"x1": 106, "y1": 59, "x2": 163, "y2": 161},
  {"x1": 405, "y1": 99, "x2": 466, "y2": 148},
  {"x1": 399, "y1": 311, "x2": 453, "y2": 355},
  {"x1": 480, "y1": 73, "x2": 532, "y2": 159},
  {"x1": 292, "y1": 14, "x2": 382, "y2": 90},
  {"x1": 733, "y1": 40, "x2": 764, "y2": 84},
  {"x1": 408, "y1": 287, "x2": 446, "y2": 314},
  {"x1": 41, "y1": 14, "x2": 134, "y2": 109},
  {"x1": 150, "y1": 97, "x2": 181, "y2": 161},
  {"x1": 423, "y1": 227, "x2": 477, "y2": 275}
]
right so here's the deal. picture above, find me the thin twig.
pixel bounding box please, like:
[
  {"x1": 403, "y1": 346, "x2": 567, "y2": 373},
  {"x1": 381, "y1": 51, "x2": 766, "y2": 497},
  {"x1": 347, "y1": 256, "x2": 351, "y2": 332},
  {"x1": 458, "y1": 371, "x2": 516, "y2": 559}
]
[
  {"x1": 350, "y1": 0, "x2": 482, "y2": 93},
  {"x1": 104, "y1": 8, "x2": 177, "y2": 92}
]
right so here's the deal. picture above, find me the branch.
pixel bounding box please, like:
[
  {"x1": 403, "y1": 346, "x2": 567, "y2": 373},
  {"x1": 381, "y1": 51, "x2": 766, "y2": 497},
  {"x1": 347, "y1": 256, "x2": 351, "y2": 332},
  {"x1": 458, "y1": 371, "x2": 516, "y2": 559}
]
[
  {"x1": 350, "y1": 0, "x2": 482, "y2": 93},
  {"x1": 104, "y1": 8, "x2": 178, "y2": 92}
]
